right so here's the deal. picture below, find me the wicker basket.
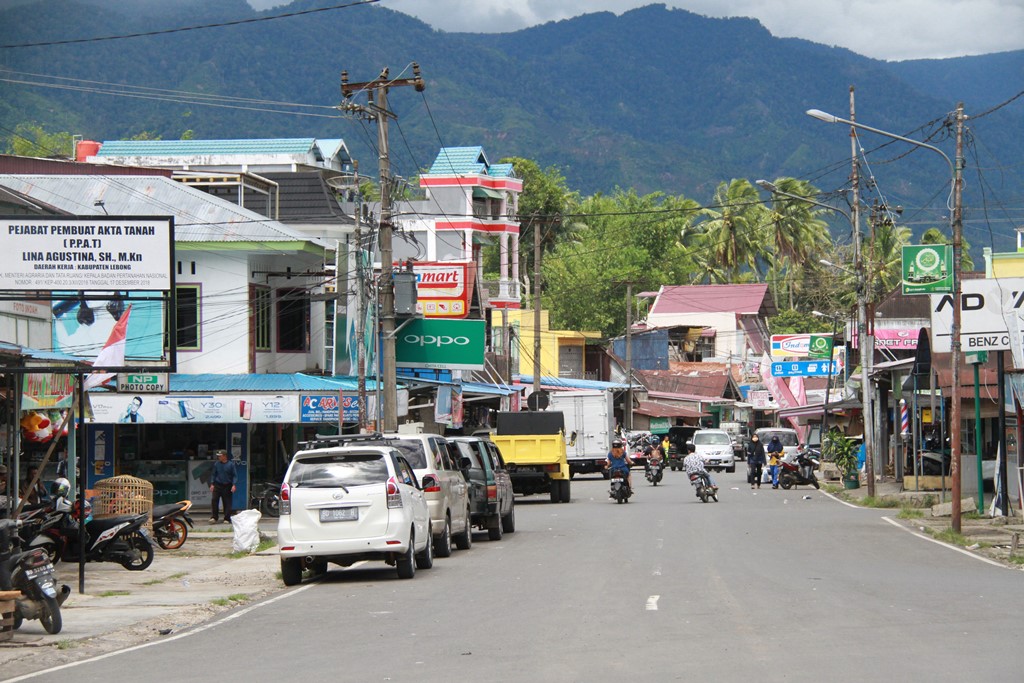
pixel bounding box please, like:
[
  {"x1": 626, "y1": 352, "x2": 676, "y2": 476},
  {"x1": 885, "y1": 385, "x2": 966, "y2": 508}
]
[{"x1": 92, "y1": 475, "x2": 154, "y2": 530}]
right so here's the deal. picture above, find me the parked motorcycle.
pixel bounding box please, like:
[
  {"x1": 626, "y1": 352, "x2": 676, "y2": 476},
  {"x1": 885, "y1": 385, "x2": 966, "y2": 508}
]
[
  {"x1": 609, "y1": 472, "x2": 632, "y2": 503},
  {"x1": 152, "y1": 500, "x2": 194, "y2": 550},
  {"x1": 779, "y1": 450, "x2": 821, "y2": 490},
  {"x1": 645, "y1": 458, "x2": 665, "y2": 486},
  {"x1": 688, "y1": 472, "x2": 718, "y2": 503},
  {"x1": 31, "y1": 494, "x2": 155, "y2": 571},
  {"x1": 250, "y1": 482, "x2": 281, "y2": 518},
  {"x1": 1, "y1": 518, "x2": 70, "y2": 634}
]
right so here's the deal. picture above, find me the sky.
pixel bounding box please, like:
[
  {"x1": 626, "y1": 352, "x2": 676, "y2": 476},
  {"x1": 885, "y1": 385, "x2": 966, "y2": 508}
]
[{"x1": 371, "y1": 0, "x2": 1024, "y2": 62}]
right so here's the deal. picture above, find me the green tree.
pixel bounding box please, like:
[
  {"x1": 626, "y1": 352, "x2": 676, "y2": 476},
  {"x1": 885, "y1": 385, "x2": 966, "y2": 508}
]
[
  {"x1": 6, "y1": 124, "x2": 74, "y2": 158},
  {"x1": 694, "y1": 179, "x2": 767, "y2": 283},
  {"x1": 866, "y1": 221, "x2": 913, "y2": 302},
  {"x1": 921, "y1": 227, "x2": 974, "y2": 271},
  {"x1": 762, "y1": 178, "x2": 833, "y2": 309},
  {"x1": 768, "y1": 308, "x2": 823, "y2": 335}
]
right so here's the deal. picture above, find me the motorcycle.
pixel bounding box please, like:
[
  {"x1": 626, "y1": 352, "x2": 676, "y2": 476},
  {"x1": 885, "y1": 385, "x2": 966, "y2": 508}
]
[
  {"x1": 645, "y1": 458, "x2": 665, "y2": 486},
  {"x1": 688, "y1": 471, "x2": 718, "y2": 503},
  {"x1": 152, "y1": 500, "x2": 194, "y2": 550},
  {"x1": 1, "y1": 518, "x2": 70, "y2": 635},
  {"x1": 609, "y1": 472, "x2": 632, "y2": 503},
  {"x1": 779, "y1": 450, "x2": 821, "y2": 490},
  {"x1": 250, "y1": 482, "x2": 281, "y2": 518},
  {"x1": 32, "y1": 497, "x2": 155, "y2": 571}
]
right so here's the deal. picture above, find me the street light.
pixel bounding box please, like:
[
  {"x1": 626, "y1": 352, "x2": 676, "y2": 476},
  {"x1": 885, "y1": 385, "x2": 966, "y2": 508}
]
[
  {"x1": 757, "y1": 178, "x2": 874, "y2": 494},
  {"x1": 807, "y1": 105, "x2": 964, "y2": 525}
]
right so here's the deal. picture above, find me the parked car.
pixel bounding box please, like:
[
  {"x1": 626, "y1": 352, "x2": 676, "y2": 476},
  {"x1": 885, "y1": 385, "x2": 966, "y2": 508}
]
[
  {"x1": 689, "y1": 429, "x2": 736, "y2": 472},
  {"x1": 277, "y1": 445, "x2": 432, "y2": 584},
  {"x1": 450, "y1": 436, "x2": 516, "y2": 540}
]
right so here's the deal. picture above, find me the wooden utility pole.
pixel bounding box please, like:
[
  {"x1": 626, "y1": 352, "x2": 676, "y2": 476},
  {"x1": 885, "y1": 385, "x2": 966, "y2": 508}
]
[
  {"x1": 341, "y1": 65, "x2": 424, "y2": 432},
  {"x1": 625, "y1": 282, "x2": 634, "y2": 431},
  {"x1": 950, "y1": 102, "x2": 965, "y2": 532}
]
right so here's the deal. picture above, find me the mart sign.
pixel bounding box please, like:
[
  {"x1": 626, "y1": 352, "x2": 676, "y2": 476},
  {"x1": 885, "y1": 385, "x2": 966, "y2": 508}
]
[
  {"x1": 412, "y1": 261, "x2": 474, "y2": 318},
  {"x1": 395, "y1": 318, "x2": 486, "y2": 370}
]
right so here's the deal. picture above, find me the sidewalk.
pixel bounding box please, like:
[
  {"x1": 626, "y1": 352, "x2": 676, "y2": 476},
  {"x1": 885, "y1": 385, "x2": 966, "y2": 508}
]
[{"x1": 0, "y1": 518, "x2": 283, "y2": 680}]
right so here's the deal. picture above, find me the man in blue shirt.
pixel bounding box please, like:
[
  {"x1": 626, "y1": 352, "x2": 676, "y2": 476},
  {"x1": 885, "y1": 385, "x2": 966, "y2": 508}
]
[{"x1": 209, "y1": 449, "x2": 237, "y2": 524}]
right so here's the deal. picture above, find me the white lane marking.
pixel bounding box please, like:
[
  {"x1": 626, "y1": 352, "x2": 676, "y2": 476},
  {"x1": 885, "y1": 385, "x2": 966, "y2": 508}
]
[
  {"x1": 646, "y1": 595, "x2": 660, "y2": 611},
  {"x1": 881, "y1": 517, "x2": 1006, "y2": 568},
  {"x1": 652, "y1": 564, "x2": 662, "y2": 576},
  {"x1": 818, "y1": 489, "x2": 863, "y2": 509},
  {"x1": 5, "y1": 582, "x2": 319, "y2": 682},
  {"x1": 656, "y1": 538, "x2": 664, "y2": 550}
]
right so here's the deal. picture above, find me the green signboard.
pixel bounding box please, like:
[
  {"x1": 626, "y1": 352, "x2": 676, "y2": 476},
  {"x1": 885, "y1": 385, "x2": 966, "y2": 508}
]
[
  {"x1": 902, "y1": 244, "x2": 953, "y2": 295},
  {"x1": 648, "y1": 417, "x2": 671, "y2": 434},
  {"x1": 807, "y1": 334, "x2": 834, "y2": 360},
  {"x1": 395, "y1": 318, "x2": 486, "y2": 370}
]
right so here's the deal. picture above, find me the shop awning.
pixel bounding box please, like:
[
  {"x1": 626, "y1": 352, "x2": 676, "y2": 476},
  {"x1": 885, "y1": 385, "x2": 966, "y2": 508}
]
[
  {"x1": 472, "y1": 186, "x2": 504, "y2": 200},
  {"x1": 776, "y1": 398, "x2": 861, "y2": 419}
]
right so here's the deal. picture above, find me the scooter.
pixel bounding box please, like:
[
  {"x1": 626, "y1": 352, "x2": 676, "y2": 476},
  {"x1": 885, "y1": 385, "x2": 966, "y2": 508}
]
[
  {"x1": 609, "y1": 472, "x2": 632, "y2": 503},
  {"x1": 32, "y1": 498, "x2": 155, "y2": 571},
  {"x1": 688, "y1": 471, "x2": 718, "y2": 503},
  {"x1": 250, "y1": 482, "x2": 281, "y2": 518},
  {"x1": 779, "y1": 450, "x2": 821, "y2": 490},
  {"x1": 152, "y1": 500, "x2": 194, "y2": 550},
  {"x1": 1, "y1": 518, "x2": 70, "y2": 635},
  {"x1": 645, "y1": 458, "x2": 665, "y2": 486}
]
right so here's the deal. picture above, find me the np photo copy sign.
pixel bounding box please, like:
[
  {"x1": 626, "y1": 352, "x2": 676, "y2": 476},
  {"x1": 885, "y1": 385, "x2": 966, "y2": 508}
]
[{"x1": 395, "y1": 318, "x2": 486, "y2": 370}]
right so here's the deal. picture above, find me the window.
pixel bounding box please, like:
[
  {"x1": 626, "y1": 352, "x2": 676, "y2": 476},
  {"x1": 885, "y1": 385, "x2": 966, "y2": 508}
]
[
  {"x1": 288, "y1": 452, "x2": 388, "y2": 487},
  {"x1": 277, "y1": 288, "x2": 310, "y2": 352},
  {"x1": 171, "y1": 285, "x2": 200, "y2": 350},
  {"x1": 251, "y1": 286, "x2": 271, "y2": 351}
]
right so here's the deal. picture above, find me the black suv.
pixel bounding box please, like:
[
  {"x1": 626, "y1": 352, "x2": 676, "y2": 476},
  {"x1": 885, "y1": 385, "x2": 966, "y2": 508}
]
[{"x1": 449, "y1": 437, "x2": 516, "y2": 541}]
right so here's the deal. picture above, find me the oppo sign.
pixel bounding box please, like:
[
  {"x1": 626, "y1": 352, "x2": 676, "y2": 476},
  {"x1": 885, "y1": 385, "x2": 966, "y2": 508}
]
[{"x1": 395, "y1": 319, "x2": 485, "y2": 370}]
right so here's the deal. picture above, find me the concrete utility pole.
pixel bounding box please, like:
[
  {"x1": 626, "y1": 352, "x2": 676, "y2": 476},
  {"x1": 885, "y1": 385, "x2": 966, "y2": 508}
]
[
  {"x1": 625, "y1": 282, "x2": 633, "y2": 431},
  {"x1": 341, "y1": 65, "x2": 424, "y2": 432},
  {"x1": 849, "y1": 86, "x2": 875, "y2": 497},
  {"x1": 533, "y1": 217, "x2": 542, "y2": 398},
  {"x1": 951, "y1": 102, "x2": 965, "y2": 532}
]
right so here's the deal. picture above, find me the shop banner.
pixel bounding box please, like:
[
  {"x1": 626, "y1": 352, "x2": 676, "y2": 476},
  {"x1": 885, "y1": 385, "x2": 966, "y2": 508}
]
[
  {"x1": 23, "y1": 373, "x2": 76, "y2": 410},
  {"x1": 412, "y1": 261, "x2": 474, "y2": 318},
  {"x1": 301, "y1": 394, "x2": 342, "y2": 423},
  {"x1": 902, "y1": 244, "x2": 953, "y2": 295},
  {"x1": 770, "y1": 333, "x2": 834, "y2": 358},
  {"x1": 395, "y1": 318, "x2": 486, "y2": 370},
  {"x1": 931, "y1": 277, "x2": 1024, "y2": 353},
  {"x1": 88, "y1": 394, "x2": 299, "y2": 423},
  {"x1": 851, "y1": 328, "x2": 919, "y2": 349}
]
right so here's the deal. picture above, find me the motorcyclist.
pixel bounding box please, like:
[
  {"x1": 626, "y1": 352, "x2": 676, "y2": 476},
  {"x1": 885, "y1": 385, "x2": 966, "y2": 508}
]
[
  {"x1": 605, "y1": 439, "x2": 633, "y2": 493},
  {"x1": 683, "y1": 442, "x2": 717, "y2": 491},
  {"x1": 644, "y1": 435, "x2": 663, "y2": 475}
]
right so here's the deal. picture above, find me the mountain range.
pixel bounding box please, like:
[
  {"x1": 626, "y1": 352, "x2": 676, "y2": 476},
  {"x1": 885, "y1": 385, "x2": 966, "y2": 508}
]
[{"x1": 1, "y1": 0, "x2": 1022, "y2": 249}]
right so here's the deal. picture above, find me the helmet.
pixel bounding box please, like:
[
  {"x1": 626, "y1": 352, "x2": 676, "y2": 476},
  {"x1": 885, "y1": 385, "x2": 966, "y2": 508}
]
[
  {"x1": 611, "y1": 439, "x2": 624, "y2": 448},
  {"x1": 50, "y1": 477, "x2": 71, "y2": 499}
]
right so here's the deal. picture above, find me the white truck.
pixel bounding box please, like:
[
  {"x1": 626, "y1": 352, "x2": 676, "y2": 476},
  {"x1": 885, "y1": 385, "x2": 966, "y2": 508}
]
[{"x1": 546, "y1": 390, "x2": 615, "y2": 477}]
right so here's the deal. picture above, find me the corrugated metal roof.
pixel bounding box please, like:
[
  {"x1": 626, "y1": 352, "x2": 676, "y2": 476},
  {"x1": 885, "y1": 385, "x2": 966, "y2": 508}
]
[
  {"x1": 0, "y1": 341, "x2": 86, "y2": 363},
  {"x1": 168, "y1": 373, "x2": 381, "y2": 392},
  {"x1": 0, "y1": 175, "x2": 325, "y2": 245},
  {"x1": 96, "y1": 139, "x2": 318, "y2": 157},
  {"x1": 515, "y1": 375, "x2": 631, "y2": 390},
  {"x1": 650, "y1": 284, "x2": 775, "y2": 316}
]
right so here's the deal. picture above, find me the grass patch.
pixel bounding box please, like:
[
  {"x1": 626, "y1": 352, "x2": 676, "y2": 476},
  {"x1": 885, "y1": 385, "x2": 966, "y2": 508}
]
[
  {"x1": 226, "y1": 537, "x2": 275, "y2": 559},
  {"x1": 56, "y1": 639, "x2": 77, "y2": 650},
  {"x1": 274, "y1": 570, "x2": 282, "y2": 581},
  {"x1": 898, "y1": 507, "x2": 924, "y2": 519},
  {"x1": 823, "y1": 483, "x2": 843, "y2": 495},
  {"x1": 98, "y1": 590, "x2": 130, "y2": 598},
  {"x1": 1009, "y1": 555, "x2": 1024, "y2": 565},
  {"x1": 857, "y1": 496, "x2": 901, "y2": 508},
  {"x1": 142, "y1": 577, "x2": 165, "y2": 586},
  {"x1": 211, "y1": 593, "x2": 250, "y2": 607},
  {"x1": 929, "y1": 527, "x2": 971, "y2": 546}
]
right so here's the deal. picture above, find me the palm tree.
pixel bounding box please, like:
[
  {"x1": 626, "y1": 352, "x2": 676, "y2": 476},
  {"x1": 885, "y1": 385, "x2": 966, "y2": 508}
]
[
  {"x1": 763, "y1": 178, "x2": 833, "y2": 309},
  {"x1": 697, "y1": 179, "x2": 767, "y2": 282},
  {"x1": 921, "y1": 227, "x2": 974, "y2": 271},
  {"x1": 866, "y1": 221, "x2": 913, "y2": 301}
]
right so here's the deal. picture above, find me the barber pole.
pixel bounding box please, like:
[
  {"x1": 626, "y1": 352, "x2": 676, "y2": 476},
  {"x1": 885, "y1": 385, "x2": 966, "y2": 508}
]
[{"x1": 900, "y1": 399, "x2": 909, "y2": 436}]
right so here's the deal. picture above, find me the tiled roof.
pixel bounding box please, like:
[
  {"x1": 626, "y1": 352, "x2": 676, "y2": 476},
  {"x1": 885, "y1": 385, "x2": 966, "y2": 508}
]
[
  {"x1": 96, "y1": 139, "x2": 318, "y2": 157},
  {"x1": 650, "y1": 284, "x2": 774, "y2": 316},
  {"x1": 487, "y1": 163, "x2": 516, "y2": 178}
]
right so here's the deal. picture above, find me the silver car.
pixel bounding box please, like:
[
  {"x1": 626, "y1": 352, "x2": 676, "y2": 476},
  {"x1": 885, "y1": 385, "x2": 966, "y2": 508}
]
[{"x1": 691, "y1": 429, "x2": 737, "y2": 472}]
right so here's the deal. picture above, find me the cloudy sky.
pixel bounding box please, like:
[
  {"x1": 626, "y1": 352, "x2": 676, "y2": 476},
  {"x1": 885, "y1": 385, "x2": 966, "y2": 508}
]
[{"x1": 373, "y1": 0, "x2": 1024, "y2": 62}]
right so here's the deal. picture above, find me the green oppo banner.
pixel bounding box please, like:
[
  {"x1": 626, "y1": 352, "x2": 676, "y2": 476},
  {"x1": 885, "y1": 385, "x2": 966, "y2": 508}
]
[
  {"x1": 902, "y1": 244, "x2": 953, "y2": 295},
  {"x1": 395, "y1": 318, "x2": 486, "y2": 370}
]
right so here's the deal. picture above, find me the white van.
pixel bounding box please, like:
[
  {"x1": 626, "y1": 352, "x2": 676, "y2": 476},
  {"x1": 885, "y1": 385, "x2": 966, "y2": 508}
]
[
  {"x1": 755, "y1": 427, "x2": 800, "y2": 459},
  {"x1": 690, "y1": 429, "x2": 736, "y2": 473}
]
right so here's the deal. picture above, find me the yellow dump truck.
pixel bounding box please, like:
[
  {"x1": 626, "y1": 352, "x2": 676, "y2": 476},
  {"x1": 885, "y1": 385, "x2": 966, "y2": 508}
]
[{"x1": 489, "y1": 411, "x2": 571, "y2": 503}]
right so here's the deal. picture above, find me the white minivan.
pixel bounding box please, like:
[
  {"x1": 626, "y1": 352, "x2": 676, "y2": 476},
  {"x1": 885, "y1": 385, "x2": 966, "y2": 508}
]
[{"x1": 690, "y1": 429, "x2": 736, "y2": 472}]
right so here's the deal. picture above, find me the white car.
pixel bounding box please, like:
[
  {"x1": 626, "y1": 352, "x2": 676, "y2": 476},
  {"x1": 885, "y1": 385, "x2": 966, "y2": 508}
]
[
  {"x1": 690, "y1": 429, "x2": 736, "y2": 472},
  {"x1": 277, "y1": 446, "x2": 432, "y2": 584}
]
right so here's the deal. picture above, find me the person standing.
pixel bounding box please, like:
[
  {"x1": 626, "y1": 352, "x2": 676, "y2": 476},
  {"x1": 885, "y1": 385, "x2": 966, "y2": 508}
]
[
  {"x1": 209, "y1": 449, "x2": 237, "y2": 524},
  {"x1": 21, "y1": 465, "x2": 48, "y2": 505},
  {"x1": 766, "y1": 435, "x2": 784, "y2": 489},
  {"x1": 747, "y1": 434, "x2": 766, "y2": 489}
]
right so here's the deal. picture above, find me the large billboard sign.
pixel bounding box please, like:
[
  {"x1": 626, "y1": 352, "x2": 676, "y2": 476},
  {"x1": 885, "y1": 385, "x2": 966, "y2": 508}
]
[
  {"x1": 0, "y1": 217, "x2": 173, "y2": 291},
  {"x1": 770, "y1": 333, "x2": 835, "y2": 358},
  {"x1": 930, "y1": 277, "x2": 1024, "y2": 352},
  {"x1": 902, "y1": 245, "x2": 953, "y2": 295},
  {"x1": 412, "y1": 261, "x2": 474, "y2": 318},
  {"x1": 88, "y1": 394, "x2": 299, "y2": 424},
  {"x1": 395, "y1": 318, "x2": 486, "y2": 370}
]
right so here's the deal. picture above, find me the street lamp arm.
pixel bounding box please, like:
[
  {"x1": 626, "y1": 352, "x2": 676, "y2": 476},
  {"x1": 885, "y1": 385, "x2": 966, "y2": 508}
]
[
  {"x1": 755, "y1": 179, "x2": 851, "y2": 223},
  {"x1": 805, "y1": 109, "x2": 954, "y2": 181}
]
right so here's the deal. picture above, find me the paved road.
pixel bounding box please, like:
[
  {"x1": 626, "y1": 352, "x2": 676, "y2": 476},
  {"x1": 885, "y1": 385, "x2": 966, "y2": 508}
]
[{"x1": 14, "y1": 470, "x2": 1024, "y2": 682}]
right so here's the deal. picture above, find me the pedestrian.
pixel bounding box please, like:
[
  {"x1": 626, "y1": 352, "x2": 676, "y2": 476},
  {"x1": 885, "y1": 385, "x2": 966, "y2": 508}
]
[
  {"x1": 21, "y1": 464, "x2": 48, "y2": 505},
  {"x1": 55, "y1": 450, "x2": 68, "y2": 479},
  {"x1": 209, "y1": 449, "x2": 237, "y2": 524},
  {"x1": 747, "y1": 434, "x2": 766, "y2": 489},
  {"x1": 766, "y1": 435, "x2": 784, "y2": 489}
]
